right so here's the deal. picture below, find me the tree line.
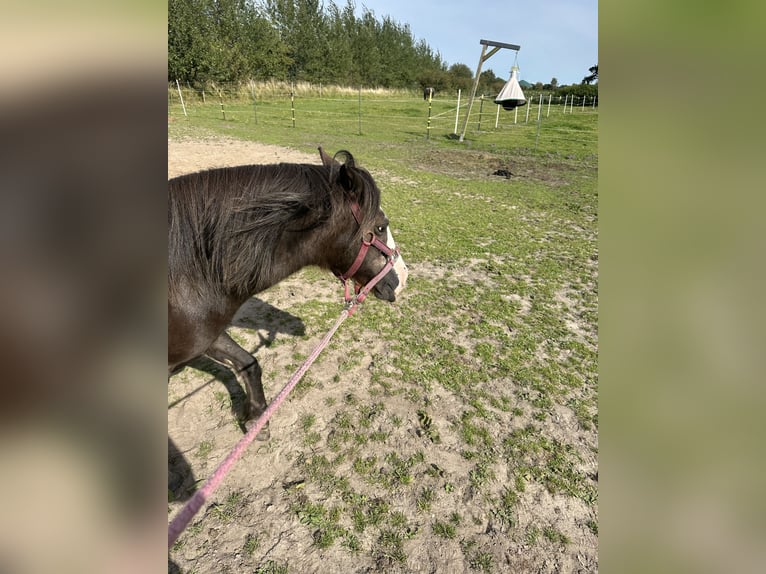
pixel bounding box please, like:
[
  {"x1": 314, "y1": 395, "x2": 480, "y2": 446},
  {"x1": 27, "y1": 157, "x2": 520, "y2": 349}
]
[
  {"x1": 169, "y1": 0, "x2": 445, "y2": 88},
  {"x1": 169, "y1": 0, "x2": 597, "y2": 97}
]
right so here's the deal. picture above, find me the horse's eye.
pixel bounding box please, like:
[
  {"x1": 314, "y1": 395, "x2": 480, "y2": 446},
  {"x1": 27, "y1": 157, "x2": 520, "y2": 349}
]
[{"x1": 376, "y1": 225, "x2": 386, "y2": 234}]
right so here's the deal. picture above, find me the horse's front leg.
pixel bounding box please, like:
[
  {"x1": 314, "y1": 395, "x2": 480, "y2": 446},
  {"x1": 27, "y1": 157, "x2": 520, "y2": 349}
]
[{"x1": 205, "y1": 331, "x2": 270, "y2": 440}]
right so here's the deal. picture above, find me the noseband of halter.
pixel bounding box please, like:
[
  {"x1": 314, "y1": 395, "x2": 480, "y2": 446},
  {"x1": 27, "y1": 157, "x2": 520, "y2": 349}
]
[{"x1": 336, "y1": 202, "x2": 400, "y2": 312}]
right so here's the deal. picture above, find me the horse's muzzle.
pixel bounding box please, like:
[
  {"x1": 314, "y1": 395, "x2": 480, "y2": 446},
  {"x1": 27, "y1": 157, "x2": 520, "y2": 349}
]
[{"x1": 373, "y1": 253, "x2": 408, "y2": 302}]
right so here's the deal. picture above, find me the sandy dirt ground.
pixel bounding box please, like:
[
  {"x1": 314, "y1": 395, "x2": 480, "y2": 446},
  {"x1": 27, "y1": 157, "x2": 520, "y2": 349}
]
[
  {"x1": 167, "y1": 136, "x2": 597, "y2": 574},
  {"x1": 168, "y1": 136, "x2": 319, "y2": 178}
]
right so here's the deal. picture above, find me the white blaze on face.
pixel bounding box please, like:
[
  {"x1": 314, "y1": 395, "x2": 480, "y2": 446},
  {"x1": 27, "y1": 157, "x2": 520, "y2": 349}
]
[{"x1": 386, "y1": 227, "x2": 408, "y2": 296}]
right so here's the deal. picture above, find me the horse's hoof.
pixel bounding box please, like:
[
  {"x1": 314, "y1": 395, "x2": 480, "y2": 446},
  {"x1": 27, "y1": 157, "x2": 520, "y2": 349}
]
[{"x1": 245, "y1": 419, "x2": 270, "y2": 441}]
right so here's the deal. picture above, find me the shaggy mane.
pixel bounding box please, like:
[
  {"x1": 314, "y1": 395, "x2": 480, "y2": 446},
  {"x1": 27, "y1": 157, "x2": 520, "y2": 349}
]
[{"x1": 168, "y1": 151, "x2": 381, "y2": 300}]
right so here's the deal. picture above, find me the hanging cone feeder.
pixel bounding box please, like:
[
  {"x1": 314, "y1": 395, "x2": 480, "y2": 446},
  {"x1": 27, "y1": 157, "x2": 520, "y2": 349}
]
[{"x1": 494, "y1": 66, "x2": 526, "y2": 110}]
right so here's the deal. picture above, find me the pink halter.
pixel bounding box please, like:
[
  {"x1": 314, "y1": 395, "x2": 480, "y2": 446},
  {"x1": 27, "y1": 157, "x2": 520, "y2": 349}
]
[{"x1": 336, "y1": 202, "x2": 400, "y2": 311}]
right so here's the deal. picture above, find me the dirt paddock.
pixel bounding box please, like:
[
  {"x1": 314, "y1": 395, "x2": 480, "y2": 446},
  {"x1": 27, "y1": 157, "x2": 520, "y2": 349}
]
[{"x1": 168, "y1": 136, "x2": 598, "y2": 574}]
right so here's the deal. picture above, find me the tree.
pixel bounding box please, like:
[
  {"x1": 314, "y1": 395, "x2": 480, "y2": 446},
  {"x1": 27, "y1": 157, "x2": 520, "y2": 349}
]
[
  {"x1": 205, "y1": 0, "x2": 256, "y2": 83},
  {"x1": 168, "y1": 0, "x2": 213, "y2": 83},
  {"x1": 168, "y1": 0, "x2": 450, "y2": 87},
  {"x1": 582, "y1": 64, "x2": 598, "y2": 84},
  {"x1": 169, "y1": 0, "x2": 288, "y2": 83},
  {"x1": 377, "y1": 17, "x2": 418, "y2": 87},
  {"x1": 478, "y1": 69, "x2": 503, "y2": 95},
  {"x1": 412, "y1": 38, "x2": 447, "y2": 90},
  {"x1": 447, "y1": 63, "x2": 473, "y2": 92},
  {"x1": 263, "y1": 0, "x2": 329, "y2": 82},
  {"x1": 239, "y1": 6, "x2": 290, "y2": 79},
  {"x1": 557, "y1": 82, "x2": 598, "y2": 99},
  {"x1": 323, "y1": 1, "x2": 354, "y2": 84}
]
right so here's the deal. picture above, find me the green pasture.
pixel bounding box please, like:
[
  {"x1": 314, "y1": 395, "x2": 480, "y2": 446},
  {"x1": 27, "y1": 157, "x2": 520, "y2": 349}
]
[
  {"x1": 168, "y1": 90, "x2": 598, "y2": 572},
  {"x1": 168, "y1": 85, "x2": 597, "y2": 162}
]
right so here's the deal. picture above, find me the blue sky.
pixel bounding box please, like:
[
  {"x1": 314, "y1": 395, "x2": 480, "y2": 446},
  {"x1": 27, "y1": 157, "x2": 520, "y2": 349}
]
[{"x1": 352, "y1": 0, "x2": 598, "y2": 86}]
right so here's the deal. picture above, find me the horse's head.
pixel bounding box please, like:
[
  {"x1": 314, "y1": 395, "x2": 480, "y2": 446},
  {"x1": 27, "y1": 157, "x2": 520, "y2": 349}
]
[{"x1": 319, "y1": 147, "x2": 408, "y2": 303}]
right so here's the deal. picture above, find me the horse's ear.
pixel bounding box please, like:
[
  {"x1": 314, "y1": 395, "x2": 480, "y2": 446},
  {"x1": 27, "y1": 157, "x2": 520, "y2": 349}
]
[
  {"x1": 333, "y1": 151, "x2": 359, "y2": 194},
  {"x1": 318, "y1": 146, "x2": 337, "y2": 169},
  {"x1": 338, "y1": 163, "x2": 358, "y2": 193}
]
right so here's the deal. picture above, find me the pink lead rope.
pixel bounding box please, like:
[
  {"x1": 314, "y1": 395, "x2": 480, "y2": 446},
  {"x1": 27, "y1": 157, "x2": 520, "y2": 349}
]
[
  {"x1": 168, "y1": 307, "x2": 350, "y2": 547},
  {"x1": 168, "y1": 201, "x2": 402, "y2": 547}
]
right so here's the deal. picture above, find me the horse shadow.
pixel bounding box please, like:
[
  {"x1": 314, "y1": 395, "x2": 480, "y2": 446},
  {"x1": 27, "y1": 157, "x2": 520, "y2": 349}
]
[{"x1": 167, "y1": 298, "x2": 305, "y2": 505}]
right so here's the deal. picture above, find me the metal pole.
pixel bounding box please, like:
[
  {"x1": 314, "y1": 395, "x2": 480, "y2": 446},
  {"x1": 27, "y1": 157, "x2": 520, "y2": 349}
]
[
  {"x1": 547, "y1": 94, "x2": 552, "y2": 117},
  {"x1": 459, "y1": 43, "x2": 488, "y2": 141},
  {"x1": 477, "y1": 95, "x2": 484, "y2": 131},
  {"x1": 495, "y1": 103, "x2": 500, "y2": 128},
  {"x1": 525, "y1": 95, "x2": 531, "y2": 122},
  {"x1": 514, "y1": 106, "x2": 518, "y2": 124},
  {"x1": 563, "y1": 94, "x2": 568, "y2": 114}
]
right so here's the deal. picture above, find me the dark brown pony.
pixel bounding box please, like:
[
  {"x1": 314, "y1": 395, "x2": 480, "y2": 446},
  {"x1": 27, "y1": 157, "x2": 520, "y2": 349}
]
[{"x1": 168, "y1": 148, "x2": 406, "y2": 438}]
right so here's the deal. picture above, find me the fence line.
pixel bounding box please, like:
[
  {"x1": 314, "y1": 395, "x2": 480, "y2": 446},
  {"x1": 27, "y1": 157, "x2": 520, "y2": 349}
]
[
  {"x1": 168, "y1": 84, "x2": 597, "y2": 152},
  {"x1": 168, "y1": 97, "x2": 598, "y2": 124},
  {"x1": 169, "y1": 82, "x2": 597, "y2": 108}
]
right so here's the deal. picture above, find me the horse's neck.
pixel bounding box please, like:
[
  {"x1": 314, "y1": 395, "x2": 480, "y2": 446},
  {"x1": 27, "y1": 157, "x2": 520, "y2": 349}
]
[{"x1": 247, "y1": 228, "x2": 330, "y2": 297}]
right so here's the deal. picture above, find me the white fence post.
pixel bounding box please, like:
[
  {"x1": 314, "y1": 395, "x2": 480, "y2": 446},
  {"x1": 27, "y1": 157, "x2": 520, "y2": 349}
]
[
  {"x1": 176, "y1": 79, "x2": 187, "y2": 117},
  {"x1": 454, "y1": 89, "x2": 461, "y2": 134}
]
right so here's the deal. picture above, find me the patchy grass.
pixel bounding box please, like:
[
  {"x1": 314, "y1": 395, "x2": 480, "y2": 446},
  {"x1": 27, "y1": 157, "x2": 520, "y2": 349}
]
[
  {"x1": 168, "y1": 89, "x2": 597, "y2": 161},
  {"x1": 253, "y1": 560, "x2": 288, "y2": 574},
  {"x1": 195, "y1": 440, "x2": 214, "y2": 460},
  {"x1": 168, "y1": 100, "x2": 597, "y2": 572},
  {"x1": 243, "y1": 533, "x2": 260, "y2": 556}
]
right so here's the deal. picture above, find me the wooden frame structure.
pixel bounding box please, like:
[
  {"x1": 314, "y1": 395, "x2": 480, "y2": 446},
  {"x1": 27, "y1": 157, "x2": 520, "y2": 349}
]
[{"x1": 458, "y1": 39, "x2": 521, "y2": 142}]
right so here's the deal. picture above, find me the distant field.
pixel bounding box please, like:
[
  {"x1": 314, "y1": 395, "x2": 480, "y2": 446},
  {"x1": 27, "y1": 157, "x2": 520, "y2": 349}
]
[
  {"x1": 168, "y1": 90, "x2": 598, "y2": 573},
  {"x1": 168, "y1": 83, "x2": 597, "y2": 160}
]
